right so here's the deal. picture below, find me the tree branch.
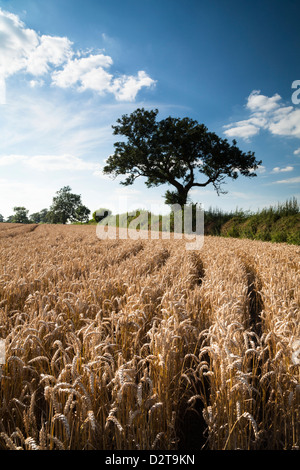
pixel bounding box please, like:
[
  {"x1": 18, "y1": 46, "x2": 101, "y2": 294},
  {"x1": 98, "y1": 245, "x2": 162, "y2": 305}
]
[{"x1": 190, "y1": 177, "x2": 213, "y2": 188}]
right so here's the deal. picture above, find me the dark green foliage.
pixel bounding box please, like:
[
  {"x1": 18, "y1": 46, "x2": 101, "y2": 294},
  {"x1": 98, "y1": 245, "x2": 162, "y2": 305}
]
[
  {"x1": 75, "y1": 205, "x2": 91, "y2": 224},
  {"x1": 9, "y1": 207, "x2": 30, "y2": 224},
  {"x1": 92, "y1": 208, "x2": 112, "y2": 223},
  {"x1": 220, "y1": 198, "x2": 299, "y2": 244},
  {"x1": 48, "y1": 186, "x2": 90, "y2": 224},
  {"x1": 29, "y1": 209, "x2": 49, "y2": 224},
  {"x1": 204, "y1": 206, "x2": 238, "y2": 235}
]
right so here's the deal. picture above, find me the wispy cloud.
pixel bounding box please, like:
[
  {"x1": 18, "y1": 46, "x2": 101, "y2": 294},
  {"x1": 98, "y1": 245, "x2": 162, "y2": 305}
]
[
  {"x1": 273, "y1": 176, "x2": 300, "y2": 184},
  {"x1": 0, "y1": 7, "x2": 156, "y2": 102},
  {"x1": 0, "y1": 154, "x2": 26, "y2": 166},
  {"x1": 0, "y1": 92, "x2": 116, "y2": 157},
  {"x1": 0, "y1": 154, "x2": 101, "y2": 172},
  {"x1": 224, "y1": 90, "x2": 300, "y2": 140}
]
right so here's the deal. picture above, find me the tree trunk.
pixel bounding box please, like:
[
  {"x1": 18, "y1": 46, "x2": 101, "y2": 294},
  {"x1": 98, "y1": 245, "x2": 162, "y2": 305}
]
[{"x1": 165, "y1": 188, "x2": 189, "y2": 207}]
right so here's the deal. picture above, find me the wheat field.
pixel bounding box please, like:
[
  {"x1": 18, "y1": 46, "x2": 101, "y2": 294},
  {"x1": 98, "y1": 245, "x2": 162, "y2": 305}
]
[{"x1": 0, "y1": 223, "x2": 299, "y2": 450}]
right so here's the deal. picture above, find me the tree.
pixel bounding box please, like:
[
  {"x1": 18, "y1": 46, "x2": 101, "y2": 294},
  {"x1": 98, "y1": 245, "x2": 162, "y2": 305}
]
[
  {"x1": 103, "y1": 108, "x2": 262, "y2": 207},
  {"x1": 48, "y1": 186, "x2": 90, "y2": 224},
  {"x1": 29, "y1": 208, "x2": 49, "y2": 224},
  {"x1": 92, "y1": 208, "x2": 112, "y2": 223},
  {"x1": 75, "y1": 204, "x2": 91, "y2": 224},
  {"x1": 11, "y1": 206, "x2": 29, "y2": 224},
  {"x1": 0, "y1": 214, "x2": 4, "y2": 223}
]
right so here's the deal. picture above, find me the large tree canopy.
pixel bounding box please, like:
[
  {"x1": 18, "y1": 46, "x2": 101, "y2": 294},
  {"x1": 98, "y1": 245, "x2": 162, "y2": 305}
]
[{"x1": 103, "y1": 108, "x2": 262, "y2": 206}]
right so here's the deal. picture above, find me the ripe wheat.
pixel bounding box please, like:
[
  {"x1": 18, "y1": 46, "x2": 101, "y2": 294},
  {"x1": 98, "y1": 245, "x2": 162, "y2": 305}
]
[{"x1": 0, "y1": 224, "x2": 298, "y2": 450}]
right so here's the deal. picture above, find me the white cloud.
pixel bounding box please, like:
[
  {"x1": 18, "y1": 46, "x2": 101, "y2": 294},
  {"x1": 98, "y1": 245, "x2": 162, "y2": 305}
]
[
  {"x1": 223, "y1": 123, "x2": 260, "y2": 139},
  {"x1": 0, "y1": 9, "x2": 73, "y2": 79},
  {"x1": 0, "y1": 7, "x2": 155, "y2": 102},
  {"x1": 294, "y1": 148, "x2": 300, "y2": 155},
  {"x1": 26, "y1": 35, "x2": 73, "y2": 76},
  {"x1": 246, "y1": 90, "x2": 281, "y2": 113},
  {"x1": 224, "y1": 90, "x2": 300, "y2": 140},
  {"x1": 52, "y1": 55, "x2": 156, "y2": 100},
  {"x1": 273, "y1": 176, "x2": 300, "y2": 184},
  {"x1": 111, "y1": 71, "x2": 156, "y2": 101},
  {"x1": 272, "y1": 166, "x2": 294, "y2": 173},
  {"x1": 268, "y1": 108, "x2": 300, "y2": 138},
  {"x1": 51, "y1": 54, "x2": 113, "y2": 90},
  {"x1": 0, "y1": 9, "x2": 38, "y2": 78}
]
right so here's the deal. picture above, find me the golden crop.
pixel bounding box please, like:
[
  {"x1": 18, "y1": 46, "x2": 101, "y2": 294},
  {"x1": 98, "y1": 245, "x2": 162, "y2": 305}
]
[{"x1": 0, "y1": 224, "x2": 299, "y2": 450}]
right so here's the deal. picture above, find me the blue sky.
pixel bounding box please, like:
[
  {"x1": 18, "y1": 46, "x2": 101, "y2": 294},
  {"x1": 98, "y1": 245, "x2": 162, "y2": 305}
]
[{"x1": 0, "y1": 0, "x2": 299, "y2": 218}]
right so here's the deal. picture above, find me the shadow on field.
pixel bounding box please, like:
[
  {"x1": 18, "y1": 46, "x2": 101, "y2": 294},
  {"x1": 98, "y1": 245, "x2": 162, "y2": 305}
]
[{"x1": 177, "y1": 401, "x2": 208, "y2": 450}]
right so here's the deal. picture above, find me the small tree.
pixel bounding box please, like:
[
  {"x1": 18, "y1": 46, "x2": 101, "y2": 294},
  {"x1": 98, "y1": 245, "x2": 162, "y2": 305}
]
[
  {"x1": 12, "y1": 207, "x2": 29, "y2": 224},
  {"x1": 103, "y1": 108, "x2": 262, "y2": 207},
  {"x1": 29, "y1": 209, "x2": 49, "y2": 224},
  {"x1": 0, "y1": 214, "x2": 4, "y2": 223},
  {"x1": 75, "y1": 204, "x2": 91, "y2": 224},
  {"x1": 92, "y1": 208, "x2": 112, "y2": 223},
  {"x1": 48, "y1": 186, "x2": 90, "y2": 224}
]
